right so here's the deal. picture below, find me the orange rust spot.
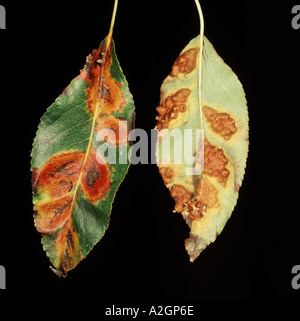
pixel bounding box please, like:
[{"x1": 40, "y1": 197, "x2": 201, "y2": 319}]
[
  {"x1": 35, "y1": 196, "x2": 72, "y2": 233},
  {"x1": 95, "y1": 116, "x2": 128, "y2": 146},
  {"x1": 203, "y1": 140, "x2": 230, "y2": 186},
  {"x1": 171, "y1": 48, "x2": 199, "y2": 77},
  {"x1": 196, "y1": 176, "x2": 219, "y2": 208},
  {"x1": 203, "y1": 106, "x2": 237, "y2": 140},
  {"x1": 34, "y1": 149, "x2": 110, "y2": 210},
  {"x1": 80, "y1": 48, "x2": 102, "y2": 85},
  {"x1": 83, "y1": 41, "x2": 126, "y2": 116},
  {"x1": 33, "y1": 152, "x2": 84, "y2": 236},
  {"x1": 170, "y1": 184, "x2": 192, "y2": 213},
  {"x1": 36, "y1": 151, "x2": 84, "y2": 199},
  {"x1": 156, "y1": 89, "x2": 190, "y2": 130},
  {"x1": 99, "y1": 67, "x2": 126, "y2": 115},
  {"x1": 159, "y1": 167, "x2": 173, "y2": 185}
]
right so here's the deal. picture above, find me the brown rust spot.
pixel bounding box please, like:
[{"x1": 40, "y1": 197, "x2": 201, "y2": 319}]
[
  {"x1": 49, "y1": 160, "x2": 77, "y2": 179},
  {"x1": 85, "y1": 164, "x2": 100, "y2": 188},
  {"x1": 156, "y1": 89, "x2": 190, "y2": 130},
  {"x1": 58, "y1": 178, "x2": 73, "y2": 193},
  {"x1": 52, "y1": 224, "x2": 81, "y2": 276},
  {"x1": 203, "y1": 139, "x2": 230, "y2": 186},
  {"x1": 159, "y1": 167, "x2": 173, "y2": 185},
  {"x1": 49, "y1": 199, "x2": 72, "y2": 223},
  {"x1": 187, "y1": 200, "x2": 204, "y2": 221},
  {"x1": 59, "y1": 229, "x2": 76, "y2": 275},
  {"x1": 83, "y1": 42, "x2": 126, "y2": 116},
  {"x1": 170, "y1": 184, "x2": 192, "y2": 213},
  {"x1": 81, "y1": 150, "x2": 111, "y2": 203},
  {"x1": 203, "y1": 106, "x2": 237, "y2": 140},
  {"x1": 171, "y1": 48, "x2": 199, "y2": 77}
]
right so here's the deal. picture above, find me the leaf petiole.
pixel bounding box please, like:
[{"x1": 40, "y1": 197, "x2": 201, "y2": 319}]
[
  {"x1": 194, "y1": 0, "x2": 205, "y2": 130},
  {"x1": 106, "y1": 0, "x2": 119, "y2": 50}
]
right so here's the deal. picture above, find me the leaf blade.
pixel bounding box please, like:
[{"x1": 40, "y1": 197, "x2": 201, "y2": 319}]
[
  {"x1": 31, "y1": 38, "x2": 135, "y2": 276},
  {"x1": 156, "y1": 34, "x2": 248, "y2": 261}
]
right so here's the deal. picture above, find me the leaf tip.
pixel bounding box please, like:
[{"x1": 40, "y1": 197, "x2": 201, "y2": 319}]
[{"x1": 49, "y1": 266, "x2": 67, "y2": 278}]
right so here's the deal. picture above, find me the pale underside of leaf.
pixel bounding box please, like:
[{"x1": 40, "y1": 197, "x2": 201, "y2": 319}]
[{"x1": 156, "y1": 35, "x2": 248, "y2": 261}]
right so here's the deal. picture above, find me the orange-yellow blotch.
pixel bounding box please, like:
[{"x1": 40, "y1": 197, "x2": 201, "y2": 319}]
[
  {"x1": 98, "y1": 69, "x2": 126, "y2": 115},
  {"x1": 95, "y1": 116, "x2": 128, "y2": 146},
  {"x1": 33, "y1": 152, "x2": 84, "y2": 234},
  {"x1": 203, "y1": 139, "x2": 230, "y2": 186},
  {"x1": 53, "y1": 225, "x2": 81, "y2": 276},
  {"x1": 203, "y1": 106, "x2": 237, "y2": 140},
  {"x1": 171, "y1": 48, "x2": 199, "y2": 77},
  {"x1": 196, "y1": 176, "x2": 219, "y2": 208},
  {"x1": 83, "y1": 43, "x2": 126, "y2": 116},
  {"x1": 187, "y1": 177, "x2": 219, "y2": 221},
  {"x1": 170, "y1": 184, "x2": 192, "y2": 213},
  {"x1": 156, "y1": 89, "x2": 190, "y2": 130},
  {"x1": 34, "y1": 151, "x2": 84, "y2": 198},
  {"x1": 35, "y1": 196, "x2": 72, "y2": 233}
]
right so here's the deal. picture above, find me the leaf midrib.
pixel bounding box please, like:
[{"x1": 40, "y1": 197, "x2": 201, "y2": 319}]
[{"x1": 69, "y1": 40, "x2": 111, "y2": 218}]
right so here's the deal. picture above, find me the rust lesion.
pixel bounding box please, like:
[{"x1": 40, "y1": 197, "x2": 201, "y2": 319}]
[
  {"x1": 58, "y1": 178, "x2": 73, "y2": 194},
  {"x1": 54, "y1": 226, "x2": 80, "y2": 277},
  {"x1": 159, "y1": 167, "x2": 173, "y2": 185},
  {"x1": 203, "y1": 139, "x2": 230, "y2": 187},
  {"x1": 95, "y1": 116, "x2": 128, "y2": 146},
  {"x1": 171, "y1": 48, "x2": 199, "y2": 77},
  {"x1": 196, "y1": 176, "x2": 219, "y2": 208},
  {"x1": 203, "y1": 106, "x2": 237, "y2": 140},
  {"x1": 170, "y1": 184, "x2": 192, "y2": 213},
  {"x1": 187, "y1": 200, "x2": 204, "y2": 221},
  {"x1": 80, "y1": 150, "x2": 111, "y2": 203},
  {"x1": 35, "y1": 196, "x2": 73, "y2": 233},
  {"x1": 83, "y1": 41, "x2": 126, "y2": 116},
  {"x1": 156, "y1": 89, "x2": 190, "y2": 130},
  {"x1": 48, "y1": 199, "x2": 72, "y2": 224},
  {"x1": 60, "y1": 230, "x2": 75, "y2": 274},
  {"x1": 49, "y1": 160, "x2": 77, "y2": 179},
  {"x1": 34, "y1": 152, "x2": 84, "y2": 200},
  {"x1": 85, "y1": 164, "x2": 100, "y2": 188},
  {"x1": 96, "y1": 52, "x2": 106, "y2": 65},
  {"x1": 188, "y1": 176, "x2": 220, "y2": 221},
  {"x1": 82, "y1": 48, "x2": 103, "y2": 82}
]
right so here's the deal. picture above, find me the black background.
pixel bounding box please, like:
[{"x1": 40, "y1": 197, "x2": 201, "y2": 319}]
[{"x1": 0, "y1": 0, "x2": 299, "y2": 305}]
